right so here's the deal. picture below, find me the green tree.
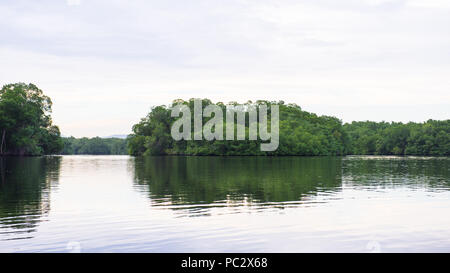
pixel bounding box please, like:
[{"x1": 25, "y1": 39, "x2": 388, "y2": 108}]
[
  {"x1": 0, "y1": 83, "x2": 63, "y2": 155},
  {"x1": 345, "y1": 120, "x2": 450, "y2": 156},
  {"x1": 61, "y1": 137, "x2": 128, "y2": 155},
  {"x1": 127, "y1": 99, "x2": 349, "y2": 156},
  {"x1": 129, "y1": 99, "x2": 449, "y2": 156}
]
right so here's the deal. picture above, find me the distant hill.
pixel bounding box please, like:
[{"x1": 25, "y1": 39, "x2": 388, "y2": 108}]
[{"x1": 103, "y1": 134, "x2": 128, "y2": 139}]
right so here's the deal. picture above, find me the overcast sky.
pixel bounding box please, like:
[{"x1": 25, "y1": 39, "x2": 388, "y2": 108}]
[{"x1": 1, "y1": 0, "x2": 449, "y2": 137}]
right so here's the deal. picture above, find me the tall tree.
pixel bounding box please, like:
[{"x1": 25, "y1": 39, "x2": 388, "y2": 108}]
[{"x1": 0, "y1": 83, "x2": 63, "y2": 155}]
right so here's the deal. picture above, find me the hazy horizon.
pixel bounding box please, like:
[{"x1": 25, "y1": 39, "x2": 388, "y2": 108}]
[{"x1": 1, "y1": 0, "x2": 449, "y2": 138}]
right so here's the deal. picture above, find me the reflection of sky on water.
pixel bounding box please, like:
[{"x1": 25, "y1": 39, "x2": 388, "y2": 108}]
[{"x1": 0, "y1": 155, "x2": 449, "y2": 252}]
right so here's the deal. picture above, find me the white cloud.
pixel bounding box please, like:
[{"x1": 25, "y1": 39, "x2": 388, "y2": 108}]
[
  {"x1": 0, "y1": 0, "x2": 449, "y2": 136},
  {"x1": 407, "y1": 0, "x2": 450, "y2": 8},
  {"x1": 66, "y1": 0, "x2": 81, "y2": 6}
]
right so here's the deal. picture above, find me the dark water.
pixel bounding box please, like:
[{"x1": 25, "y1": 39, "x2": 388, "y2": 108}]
[{"x1": 0, "y1": 155, "x2": 449, "y2": 252}]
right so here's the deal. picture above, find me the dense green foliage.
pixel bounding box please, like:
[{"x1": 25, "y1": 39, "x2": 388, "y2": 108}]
[
  {"x1": 2, "y1": 84, "x2": 447, "y2": 157},
  {"x1": 0, "y1": 83, "x2": 63, "y2": 156},
  {"x1": 61, "y1": 137, "x2": 128, "y2": 155},
  {"x1": 128, "y1": 99, "x2": 348, "y2": 156},
  {"x1": 344, "y1": 120, "x2": 450, "y2": 156},
  {"x1": 128, "y1": 99, "x2": 449, "y2": 156}
]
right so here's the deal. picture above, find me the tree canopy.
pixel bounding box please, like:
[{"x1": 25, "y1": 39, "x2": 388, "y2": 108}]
[
  {"x1": 127, "y1": 99, "x2": 349, "y2": 156},
  {"x1": 344, "y1": 120, "x2": 450, "y2": 156},
  {"x1": 128, "y1": 98, "x2": 449, "y2": 156},
  {"x1": 61, "y1": 137, "x2": 128, "y2": 155},
  {"x1": 0, "y1": 83, "x2": 63, "y2": 156}
]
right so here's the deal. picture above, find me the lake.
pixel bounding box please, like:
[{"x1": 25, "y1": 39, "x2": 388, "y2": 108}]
[{"x1": 0, "y1": 155, "x2": 449, "y2": 252}]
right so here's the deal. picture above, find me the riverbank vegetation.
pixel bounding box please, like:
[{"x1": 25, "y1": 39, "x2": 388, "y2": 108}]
[
  {"x1": 128, "y1": 99, "x2": 348, "y2": 156},
  {"x1": 128, "y1": 99, "x2": 449, "y2": 156},
  {"x1": 1, "y1": 84, "x2": 448, "y2": 157},
  {"x1": 61, "y1": 137, "x2": 127, "y2": 155},
  {"x1": 344, "y1": 120, "x2": 450, "y2": 156},
  {"x1": 0, "y1": 83, "x2": 63, "y2": 156}
]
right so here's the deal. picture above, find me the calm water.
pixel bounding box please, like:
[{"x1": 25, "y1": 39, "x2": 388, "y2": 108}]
[{"x1": 0, "y1": 155, "x2": 449, "y2": 252}]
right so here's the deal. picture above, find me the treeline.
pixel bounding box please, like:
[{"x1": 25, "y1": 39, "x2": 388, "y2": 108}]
[
  {"x1": 0, "y1": 83, "x2": 63, "y2": 156},
  {"x1": 61, "y1": 137, "x2": 128, "y2": 155},
  {"x1": 2, "y1": 82, "x2": 448, "y2": 157},
  {"x1": 128, "y1": 99, "x2": 449, "y2": 156},
  {"x1": 344, "y1": 120, "x2": 450, "y2": 156},
  {"x1": 127, "y1": 99, "x2": 349, "y2": 156}
]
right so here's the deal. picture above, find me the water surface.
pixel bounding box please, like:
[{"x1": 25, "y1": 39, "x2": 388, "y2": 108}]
[{"x1": 0, "y1": 155, "x2": 449, "y2": 252}]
